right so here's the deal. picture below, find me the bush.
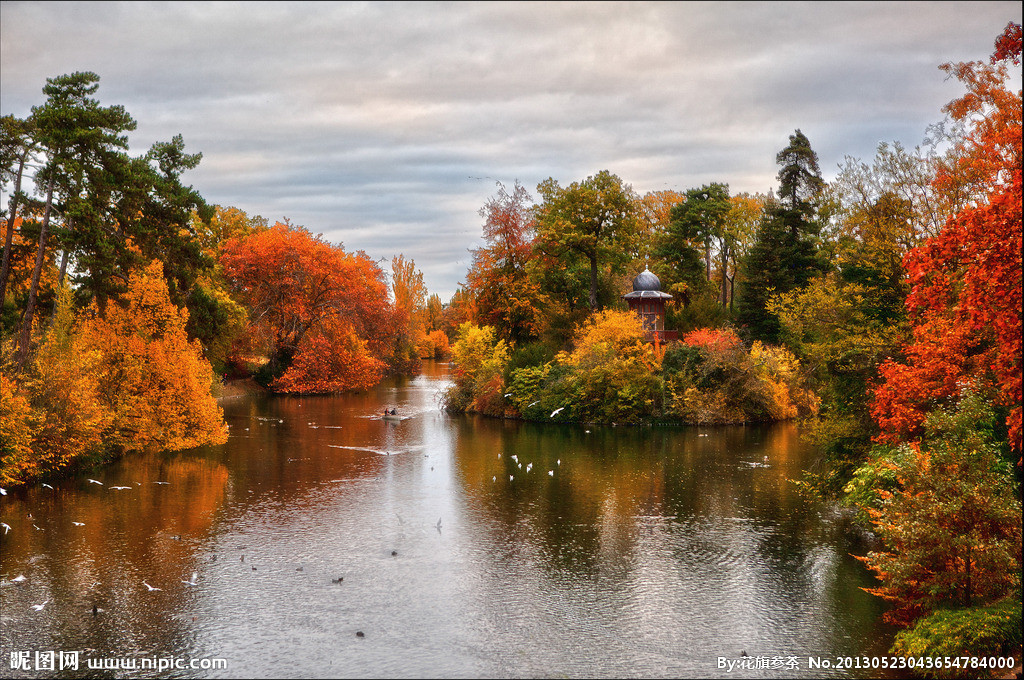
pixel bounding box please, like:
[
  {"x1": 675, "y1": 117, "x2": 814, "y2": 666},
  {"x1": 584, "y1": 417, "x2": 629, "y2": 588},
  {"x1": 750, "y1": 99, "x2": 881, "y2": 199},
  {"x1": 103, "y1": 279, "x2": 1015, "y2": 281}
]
[
  {"x1": 442, "y1": 323, "x2": 509, "y2": 415},
  {"x1": 891, "y1": 595, "x2": 1022, "y2": 678},
  {"x1": 662, "y1": 328, "x2": 815, "y2": 424}
]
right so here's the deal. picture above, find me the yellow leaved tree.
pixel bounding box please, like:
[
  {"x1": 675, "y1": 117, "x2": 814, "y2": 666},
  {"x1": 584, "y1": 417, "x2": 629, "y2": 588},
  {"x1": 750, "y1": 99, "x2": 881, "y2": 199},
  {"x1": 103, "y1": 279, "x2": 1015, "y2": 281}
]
[{"x1": 79, "y1": 260, "x2": 227, "y2": 451}]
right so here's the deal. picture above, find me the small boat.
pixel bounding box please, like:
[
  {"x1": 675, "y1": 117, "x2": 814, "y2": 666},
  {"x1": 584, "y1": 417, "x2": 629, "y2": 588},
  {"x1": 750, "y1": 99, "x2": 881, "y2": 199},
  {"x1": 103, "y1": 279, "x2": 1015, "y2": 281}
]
[{"x1": 381, "y1": 410, "x2": 403, "y2": 422}]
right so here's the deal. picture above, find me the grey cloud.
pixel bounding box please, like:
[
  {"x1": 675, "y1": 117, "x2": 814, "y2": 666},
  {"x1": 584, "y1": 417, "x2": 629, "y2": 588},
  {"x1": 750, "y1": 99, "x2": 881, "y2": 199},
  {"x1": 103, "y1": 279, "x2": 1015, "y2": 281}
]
[{"x1": 2, "y1": 1, "x2": 1020, "y2": 299}]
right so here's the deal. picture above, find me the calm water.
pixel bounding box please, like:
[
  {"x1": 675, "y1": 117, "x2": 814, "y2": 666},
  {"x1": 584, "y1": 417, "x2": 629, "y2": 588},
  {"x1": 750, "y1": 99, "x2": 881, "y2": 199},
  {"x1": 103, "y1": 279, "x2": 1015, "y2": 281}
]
[{"x1": 1, "y1": 361, "x2": 894, "y2": 678}]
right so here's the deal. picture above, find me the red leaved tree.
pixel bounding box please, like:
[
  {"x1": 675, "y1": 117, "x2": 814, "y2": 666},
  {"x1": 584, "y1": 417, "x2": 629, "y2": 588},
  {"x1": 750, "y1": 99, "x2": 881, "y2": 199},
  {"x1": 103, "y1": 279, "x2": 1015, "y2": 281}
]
[
  {"x1": 221, "y1": 222, "x2": 393, "y2": 392},
  {"x1": 872, "y1": 23, "x2": 1022, "y2": 452}
]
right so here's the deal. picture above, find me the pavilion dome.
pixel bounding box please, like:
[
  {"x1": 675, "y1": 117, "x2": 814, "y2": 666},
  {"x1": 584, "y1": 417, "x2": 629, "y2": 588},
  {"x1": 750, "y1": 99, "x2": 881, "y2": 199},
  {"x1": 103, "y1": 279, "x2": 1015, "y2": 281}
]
[{"x1": 632, "y1": 268, "x2": 662, "y2": 292}]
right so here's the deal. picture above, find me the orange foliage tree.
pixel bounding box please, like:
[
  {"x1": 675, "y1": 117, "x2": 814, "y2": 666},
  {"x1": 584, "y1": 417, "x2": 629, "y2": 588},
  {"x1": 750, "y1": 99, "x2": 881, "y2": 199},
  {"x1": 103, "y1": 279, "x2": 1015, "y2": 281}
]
[
  {"x1": 465, "y1": 180, "x2": 545, "y2": 344},
  {"x1": 855, "y1": 387, "x2": 1021, "y2": 625},
  {"x1": 21, "y1": 284, "x2": 109, "y2": 471},
  {"x1": 871, "y1": 23, "x2": 1022, "y2": 451},
  {"x1": 220, "y1": 221, "x2": 393, "y2": 392},
  {"x1": 390, "y1": 254, "x2": 427, "y2": 372},
  {"x1": 78, "y1": 260, "x2": 227, "y2": 451}
]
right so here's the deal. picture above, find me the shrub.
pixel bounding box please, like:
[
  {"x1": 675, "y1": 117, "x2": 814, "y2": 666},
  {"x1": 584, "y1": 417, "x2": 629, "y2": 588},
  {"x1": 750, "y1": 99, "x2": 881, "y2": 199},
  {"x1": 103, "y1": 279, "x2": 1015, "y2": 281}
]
[{"x1": 891, "y1": 595, "x2": 1022, "y2": 678}]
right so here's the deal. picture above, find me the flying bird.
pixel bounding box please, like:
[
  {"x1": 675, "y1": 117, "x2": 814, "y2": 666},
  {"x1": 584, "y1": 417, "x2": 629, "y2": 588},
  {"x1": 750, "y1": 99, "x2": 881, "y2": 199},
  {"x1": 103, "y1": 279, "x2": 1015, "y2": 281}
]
[
  {"x1": 87, "y1": 479, "x2": 103, "y2": 485},
  {"x1": 72, "y1": 522, "x2": 85, "y2": 526},
  {"x1": 0, "y1": 487, "x2": 6, "y2": 495},
  {"x1": 153, "y1": 481, "x2": 170, "y2": 485},
  {"x1": 509, "y1": 475, "x2": 514, "y2": 482},
  {"x1": 11, "y1": 574, "x2": 26, "y2": 583},
  {"x1": 142, "y1": 582, "x2": 162, "y2": 592},
  {"x1": 31, "y1": 600, "x2": 48, "y2": 611},
  {"x1": 548, "y1": 470, "x2": 554, "y2": 476},
  {"x1": 550, "y1": 407, "x2": 564, "y2": 417},
  {"x1": 435, "y1": 517, "x2": 442, "y2": 531},
  {"x1": 41, "y1": 483, "x2": 53, "y2": 489},
  {"x1": 526, "y1": 463, "x2": 533, "y2": 472},
  {"x1": 182, "y1": 572, "x2": 198, "y2": 586},
  {"x1": 1, "y1": 522, "x2": 10, "y2": 534},
  {"x1": 110, "y1": 486, "x2": 132, "y2": 491}
]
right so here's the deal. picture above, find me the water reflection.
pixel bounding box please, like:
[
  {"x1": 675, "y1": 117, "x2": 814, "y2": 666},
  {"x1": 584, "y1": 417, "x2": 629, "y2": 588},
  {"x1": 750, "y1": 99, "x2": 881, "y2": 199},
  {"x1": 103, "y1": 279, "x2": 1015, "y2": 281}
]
[{"x1": 1, "y1": 361, "x2": 893, "y2": 678}]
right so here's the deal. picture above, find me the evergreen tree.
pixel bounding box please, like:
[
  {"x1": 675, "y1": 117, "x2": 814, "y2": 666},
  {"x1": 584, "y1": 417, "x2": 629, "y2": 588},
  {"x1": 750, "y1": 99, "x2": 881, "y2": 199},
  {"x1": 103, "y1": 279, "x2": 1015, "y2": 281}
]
[
  {"x1": 738, "y1": 130, "x2": 828, "y2": 342},
  {"x1": 16, "y1": 72, "x2": 136, "y2": 365},
  {"x1": 656, "y1": 182, "x2": 730, "y2": 297}
]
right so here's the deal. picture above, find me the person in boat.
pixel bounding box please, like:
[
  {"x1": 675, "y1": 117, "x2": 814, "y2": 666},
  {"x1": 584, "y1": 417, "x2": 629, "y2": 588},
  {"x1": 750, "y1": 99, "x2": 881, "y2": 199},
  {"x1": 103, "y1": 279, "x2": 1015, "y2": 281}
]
[{"x1": 389, "y1": 408, "x2": 397, "y2": 415}]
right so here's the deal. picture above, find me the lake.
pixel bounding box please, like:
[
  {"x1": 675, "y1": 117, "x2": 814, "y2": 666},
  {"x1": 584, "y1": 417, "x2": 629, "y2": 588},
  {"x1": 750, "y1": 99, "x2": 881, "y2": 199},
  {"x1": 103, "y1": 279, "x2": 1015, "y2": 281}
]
[{"x1": 0, "y1": 361, "x2": 895, "y2": 678}]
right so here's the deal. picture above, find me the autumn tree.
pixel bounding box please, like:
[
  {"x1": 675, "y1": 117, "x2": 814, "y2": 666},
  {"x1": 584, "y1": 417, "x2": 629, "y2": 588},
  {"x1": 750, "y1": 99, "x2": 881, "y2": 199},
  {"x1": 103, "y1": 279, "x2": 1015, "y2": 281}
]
[
  {"x1": 443, "y1": 322, "x2": 510, "y2": 416},
  {"x1": 220, "y1": 222, "x2": 393, "y2": 391},
  {"x1": 20, "y1": 283, "x2": 109, "y2": 471},
  {"x1": 534, "y1": 170, "x2": 641, "y2": 312},
  {"x1": 391, "y1": 254, "x2": 427, "y2": 372},
  {"x1": 635, "y1": 188, "x2": 685, "y2": 275},
  {"x1": 78, "y1": 260, "x2": 227, "y2": 451},
  {"x1": 871, "y1": 23, "x2": 1022, "y2": 451},
  {"x1": 464, "y1": 180, "x2": 544, "y2": 344},
  {"x1": 721, "y1": 193, "x2": 764, "y2": 311},
  {"x1": 853, "y1": 387, "x2": 1021, "y2": 624}
]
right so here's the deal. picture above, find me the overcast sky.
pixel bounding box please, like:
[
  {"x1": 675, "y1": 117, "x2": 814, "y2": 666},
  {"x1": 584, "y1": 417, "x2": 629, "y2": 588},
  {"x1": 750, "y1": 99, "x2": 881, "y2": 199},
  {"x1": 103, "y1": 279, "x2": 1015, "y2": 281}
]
[{"x1": 2, "y1": 1, "x2": 1020, "y2": 300}]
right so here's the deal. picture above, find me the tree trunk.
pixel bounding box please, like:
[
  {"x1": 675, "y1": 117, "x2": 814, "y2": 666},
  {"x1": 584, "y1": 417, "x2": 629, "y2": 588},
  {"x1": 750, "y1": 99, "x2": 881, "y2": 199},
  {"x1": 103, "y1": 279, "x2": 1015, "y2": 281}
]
[
  {"x1": 58, "y1": 253, "x2": 68, "y2": 286},
  {"x1": 0, "y1": 151, "x2": 27, "y2": 305},
  {"x1": 704, "y1": 238, "x2": 711, "y2": 282},
  {"x1": 965, "y1": 544, "x2": 972, "y2": 608},
  {"x1": 589, "y1": 252, "x2": 599, "y2": 311},
  {"x1": 16, "y1": 173, "x2": 55, "y2": 368},
  {"x1": 720, "y1": 241, "x2": 729, "y2": 307}
]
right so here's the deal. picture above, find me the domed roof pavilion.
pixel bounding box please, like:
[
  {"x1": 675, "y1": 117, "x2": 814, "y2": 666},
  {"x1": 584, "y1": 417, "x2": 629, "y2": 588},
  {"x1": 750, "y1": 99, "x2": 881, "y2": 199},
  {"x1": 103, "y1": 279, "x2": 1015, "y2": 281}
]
[{"x1": 622, "y1": 268, "x2": 676, "y2": 343}]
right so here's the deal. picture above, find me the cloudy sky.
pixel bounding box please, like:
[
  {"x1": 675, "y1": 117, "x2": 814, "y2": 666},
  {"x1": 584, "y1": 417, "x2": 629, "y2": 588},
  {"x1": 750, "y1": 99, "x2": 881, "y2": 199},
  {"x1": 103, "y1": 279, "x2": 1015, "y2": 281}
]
[{"x1": 2, "y1": 2, "x2": 1020, "y2": 299}]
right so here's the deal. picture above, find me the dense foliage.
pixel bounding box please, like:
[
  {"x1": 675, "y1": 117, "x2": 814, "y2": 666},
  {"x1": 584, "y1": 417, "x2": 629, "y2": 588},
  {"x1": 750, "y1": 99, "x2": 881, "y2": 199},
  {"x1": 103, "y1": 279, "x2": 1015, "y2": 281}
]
[{"x1": 0, "y1": 74, "x2": 428, "y2": 486}]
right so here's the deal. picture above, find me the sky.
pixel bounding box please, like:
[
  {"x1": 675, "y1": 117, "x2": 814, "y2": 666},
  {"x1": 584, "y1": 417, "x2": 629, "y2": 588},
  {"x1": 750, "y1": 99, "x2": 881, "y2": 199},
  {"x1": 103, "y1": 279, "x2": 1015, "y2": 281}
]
[{"x1": 1, "y1": 1, "x2": 1020, "y2": 300}]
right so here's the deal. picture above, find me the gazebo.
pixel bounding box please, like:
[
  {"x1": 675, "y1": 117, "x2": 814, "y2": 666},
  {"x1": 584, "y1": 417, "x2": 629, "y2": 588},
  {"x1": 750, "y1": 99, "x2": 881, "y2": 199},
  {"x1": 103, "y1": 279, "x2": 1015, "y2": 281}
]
[{"x1": 622, "y1": 268, "x2": 677, "y2": 343}]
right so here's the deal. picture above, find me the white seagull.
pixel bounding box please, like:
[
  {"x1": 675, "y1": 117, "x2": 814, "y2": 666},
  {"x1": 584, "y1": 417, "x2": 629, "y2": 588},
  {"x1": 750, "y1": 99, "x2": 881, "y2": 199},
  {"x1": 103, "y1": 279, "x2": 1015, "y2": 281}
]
[
  {"x1": 87, "y1": 479, "x2": 103, "y2": 485},
  {"x1": 526, "y1": 463, "x2": 533, "y2": 473},
  {"x1": 182, "y1": 572, "x2": 198, "y2": 586},
  {"x1": 110, "y1": 486, "x2": 132, "y2": 491},
  {"x1": 154, "y1": 481, "x2": 170, "y2": 485},
  {"x1": 509, "y1": 475, "x2": 514, "y2": 482},
  {"x1": 72, "y1": 522, "x2": 85, "y2": 526},
  {"x1": 550, "y1": 407, "x2": 564, "y2": 417},
  {"x1": 143, "y1": 581, "x2": 162, "y2": 592},
  {"x1": 548, "y1": 470, "x2": 554, "y2": 476},
  {"x1": 12, "y1": 574, "x2": 26, "y2": 582},
  {"x1": 527, "y1": 401, "x2": 539, "y2": 407},
  {"x1": 31, "y1": 600, "x2": 48, "y2": 611},
  {"x1": 0, "y1": 487, "x2": 6, "y2": 495},
  {"x1": 1, "y1": 522, "x2": 11, "y2": 534},
  {"x1": 41, "y1": 483, "x2": 53, "y2": 489}
]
